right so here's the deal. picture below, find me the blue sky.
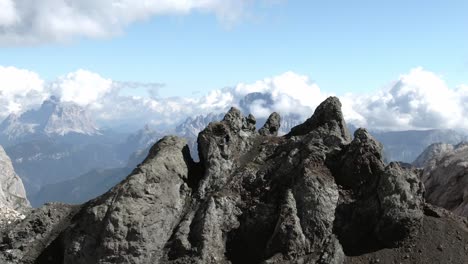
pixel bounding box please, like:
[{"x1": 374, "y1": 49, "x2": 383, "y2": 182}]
[
  {"x1": 1, "y1": 0, "x2": 468, "y2": 131},
  {"x1": 1, "y1": 0, "x2": 467, "y2": 97}
]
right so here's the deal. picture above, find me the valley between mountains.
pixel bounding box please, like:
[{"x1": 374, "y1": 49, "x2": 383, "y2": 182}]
[{"x1": 0, "y1": 97, "x2": 466, "y2": 264}]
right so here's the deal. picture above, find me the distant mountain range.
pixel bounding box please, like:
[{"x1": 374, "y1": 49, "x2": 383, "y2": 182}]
[
  {"x1": 0, "y1": 96, "x2": 99, "y2": 144},
  {"x1": 372, "y1": 129, "x2": 467, "y2": 163},
  {"x1": 0, "y1": 97, "x2": 129, "y2": 197},
  {"x1": 237, "y1": 92, "x2": 303, "y2": 134},
  {"x1": 4, "y1": 97, "x2": 466, "y2": 264},
  {"x1": 2, "y1": 93, "x2": 468, "y2": 207},
  {"x1": 31, "y1": 167, "x2": 132, "y2": 207}
]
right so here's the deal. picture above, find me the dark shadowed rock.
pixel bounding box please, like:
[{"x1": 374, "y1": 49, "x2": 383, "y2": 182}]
[
  {"x1": 287, "y1": 96, "x2": 351, "y2": 143},
  {"x1": 259, "y1": 112, "x2": 281, "y2": 136},
  {"x1": 332, "y1": 128, "x2": 384, "y2": 191},
  {"x1": 0, "y1": 96, "x2": 465, "y2": 264},
  {"x1": 57, "y1": 136, "x2": 194, "y2": 264},
  {"x1": 0, "y1": 203, "x2": 79, "y2": 264},
  {"x1": 332, "y1": 130, "x2": 424, "y2": 256},
  {"x1": 375, "y1": 162, "x2": 424, "y2": 246}
]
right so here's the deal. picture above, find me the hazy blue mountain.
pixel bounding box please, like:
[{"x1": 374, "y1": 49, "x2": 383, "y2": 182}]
[
  {"x1": 0, "y1": 96, "x2": 99, "y2": 145},
  {"x1": 33, "y1": 115, "x2": 225, "y2": 207},
  {"x1": 175, "y1": 113, "x2": 224, "y2": 159},
  {"x1": 30, "y1": 126, "x2": 169, "y2": 207},
  {"x1": 12, "y1": 93, "x2": 468, "y2": 207},
  {"x1": 30, "y1": 124, "x2": 170, "y2": 207},
  {"x1": 116, "y1": 124, "x2": 165, "y2": 161},
  {"x1": 5, "y1": 138, "x2": 126, "y2": 197},
  {"x1": 372, "y1": 129, "x2": 467, "y2": 163},
  {"x1": 31, "y1": 167, "x2": 132, "y2": 207},
  {"x1": 0, "y1": 97, "x2": 130, "y2": 198}
]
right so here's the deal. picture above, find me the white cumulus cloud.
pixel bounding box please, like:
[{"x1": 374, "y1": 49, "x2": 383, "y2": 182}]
[
  {"x1": 0, "y1": 0, "x2": 265, "y2": 45},
  {"x1": 346, "y1": 67, "x2": 468, "y2": 131},
  {"x1": 233, "y1": 71, "x2": 327, "y2": 119},
  {"x1": 49, "y1": 69, "x2": 114, "y2": 107},
  {"x1": 0, "y1": 0, "x2": 18, "y2": 26},
  {"x1": 0, "y1": 66, "x2": 46, "y2": 116},
  {"x1": 1, "y1": 66, "x2": 467, "y2": 132}
]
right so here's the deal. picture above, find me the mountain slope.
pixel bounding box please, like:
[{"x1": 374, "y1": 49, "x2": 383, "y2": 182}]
[
  {"x1": 372, "y1": 129, "x2": 467, "y2": 163},
  {"x1": 31, "y1": 167, "x2": 132, "y2": 207},
  {"x1": 0, "y1": 96, "x2": 99, "y2": 143},
  {"x1": 6, "y1": 137, "x2": 125, "y2": 197},
  {"x1": 0, "y1": 97, "x2": 132, "y2": 199},
  {"x1": 1, "y1": 97, "x2": 465, "y2": 264},
  {"x1": 0, "y1": 145, "x2": 29, "y2": 210},
  {"x1": 413, "y1": 142, "x2": 468, "y2": 217},
  {"x1": 0, "y1": 145, "x2": 30, "y2": 229}
]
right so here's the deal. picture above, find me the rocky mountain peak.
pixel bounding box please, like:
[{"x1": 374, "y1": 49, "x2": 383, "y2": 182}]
[
  {"x1": 0, "y1": 97, "x2": 466, "y2": 264},
  {"x1": 414, "y1": 142, "x2": 468, "y2": 217},
  {"x1": 176, "y1": 113, "x2": 225, "y2": 139},
  {"x1": 0, "y1": 96, "x2": 100, "y2": 141},
  {"x1": 259, "y1": 112, "x2": 281, "y2": 136},
  {"x1": 288, "y1": 96, "x2": 351, "y2": 142},
  {"x1": 412, "y1": 142, "x2": 455, "y2": 169},
  {"x1": 44, "y1": 95, "x2": 60, "y2": 105}
]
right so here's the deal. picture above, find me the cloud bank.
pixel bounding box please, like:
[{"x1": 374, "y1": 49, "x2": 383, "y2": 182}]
[
  {"x1": 0, "y1": 65, "x2": 467, "y2": 131},
  {"x1": 345, "y1": 68, "x2": 468, "y2": 131},
  {"x1": 0, "y1": 0, "x2": 258, "y2": 45}
]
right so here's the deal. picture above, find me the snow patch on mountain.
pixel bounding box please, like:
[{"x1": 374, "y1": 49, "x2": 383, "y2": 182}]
[{"x1": 0, "y1": 96, "x2": 100, "y2": 141}]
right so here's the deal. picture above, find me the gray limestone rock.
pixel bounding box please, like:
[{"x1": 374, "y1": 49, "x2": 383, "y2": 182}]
[
  {"x1": 259, "y1": 112, "x2": 281, "y2": 136},
  {"x1": 333, "y1": 128, "x2": 385, "y2": 191},
  {"x1": 0, "y1": 145, "x2": 29, "y2": 211},
  {"x1": 0, "y1": 203, "x2": 79, "y2": 264},
  {"x1": 0, "y1": 96, "x2": 456, "y2": 264},
  {"x1": 415, "y1": 142, "x2": 468, "y2": 217},
  {"x1": 287, "y1": 96, "x2": 351, "y2": 144},
  {"x1": 57, "y1": 136, "x2": 194, "y2": 264},
  {"x1": 376, "y1": 162, "x2": 424, "y2": 246}
]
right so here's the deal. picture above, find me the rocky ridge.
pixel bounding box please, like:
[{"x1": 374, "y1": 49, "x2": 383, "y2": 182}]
[
  {"x1": 0, "y1": 96, "x2": 100, "y2": 142},
  {"x1": 0, "y1": 145, "x2": 29, "y2": 231},
  {"x1": 0, "y1": 97, "x2": 466, "y2": 264},
  {"x1": 0, "y1": 145, "x2": 29, "y2": 210},
  {"x1": 373, "y1": 129, "x2": 467, "y2": 163},
  {"x1": 413, "y1": 142, "x2": 468, "y2": 217}
]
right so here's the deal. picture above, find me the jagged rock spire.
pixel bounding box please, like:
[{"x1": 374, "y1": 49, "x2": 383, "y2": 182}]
[
  {"x1": 287, "y1": 96, "x2": 351, "y2": 142},
  {"x1": 259, "y1": 112, "x2": 281, "y2": 136},
  {"x1": 3, "y1": 97, "x2": 463, "y2": 264}
]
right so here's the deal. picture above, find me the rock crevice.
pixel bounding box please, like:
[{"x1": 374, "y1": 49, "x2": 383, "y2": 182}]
[{"x1": 1, "y1": 97, "x2": 466, "y2": 264}]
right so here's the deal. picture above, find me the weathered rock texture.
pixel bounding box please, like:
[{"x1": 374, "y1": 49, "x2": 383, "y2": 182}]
[
  {"x1": 0, "y1": 145, "x2": 30, "y2": 230},
  {"x1": 0, "y1": 145, "x2": 29, "y2": 210},
  {"x1": 1, "y1": 97, "x2": 467, "y2": 264},
  {"x1": 413, "y1": 142, "x2": 468, "y2": 217}
]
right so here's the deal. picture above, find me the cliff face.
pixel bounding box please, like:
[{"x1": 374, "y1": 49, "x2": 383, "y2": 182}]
[
  {"x1": 0, "y1": 96, "x2": 100, "y2": 141},
  {"x1": 0, "y1": 97, "x2": 467, "y2": 264},
  {"x1": 0, "y1": 145, "x2": 29, "y2": 210},
  {"x1": 0, "y1": 145, "x2": 30, "y2": 229},
  {"x1": 414, "y1": 142, "x2": 468, "y2": 217}
]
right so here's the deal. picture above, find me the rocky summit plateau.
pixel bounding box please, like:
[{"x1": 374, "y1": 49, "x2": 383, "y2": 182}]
[{"x1": 0, "y1": 97, "x2": 467, "y2": 264}]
